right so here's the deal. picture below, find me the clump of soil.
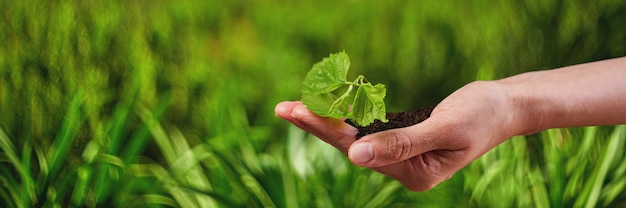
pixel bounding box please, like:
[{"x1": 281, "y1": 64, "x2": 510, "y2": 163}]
[{"x1": 345, "y1": 106, "x2": 434, "y2": 139}]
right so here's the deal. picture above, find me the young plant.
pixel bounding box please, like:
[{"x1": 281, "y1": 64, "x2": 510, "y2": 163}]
[{"x1": 301, "y1": 51, "x2": 388, "y2": 126}]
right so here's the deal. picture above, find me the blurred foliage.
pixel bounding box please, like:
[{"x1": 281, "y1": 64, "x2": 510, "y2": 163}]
[{"x1": 1, "y1": 0, "x2": 626, "y2": 207}]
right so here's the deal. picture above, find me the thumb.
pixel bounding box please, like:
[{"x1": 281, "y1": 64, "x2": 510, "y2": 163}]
[{"x1": 348, "y1": 122, "x2": 442, "y2": 167}]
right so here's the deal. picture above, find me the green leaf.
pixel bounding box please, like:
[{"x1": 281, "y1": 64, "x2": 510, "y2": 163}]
[
  {"x1": 302, "y1": 91, "x2": 350, "y2": 118},
  {"x1": 351, "y1": 83, "x2": 388, "y2": 126},
  {"x1": 300, "y1": 51, "x2": 387, "y2": 126},
  {"x1": 301, "y1": 52, "x2": 350, "y2": 95}
]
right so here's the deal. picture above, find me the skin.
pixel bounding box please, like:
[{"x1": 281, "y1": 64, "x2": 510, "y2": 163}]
[{"x1": 274, "y1": 56, "x2": 626, "y2": 192}]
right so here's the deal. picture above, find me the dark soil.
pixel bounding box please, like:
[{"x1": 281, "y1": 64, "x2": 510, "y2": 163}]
[{"x1": 345, "y1": 106, "x2": 434, "y2": 139}]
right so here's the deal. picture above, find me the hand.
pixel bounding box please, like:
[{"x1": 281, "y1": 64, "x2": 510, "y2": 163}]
[
  {"x1": 275, "y1": 81, "x2": 525, "y2": 191},
  {"x1": 276, "y1": 57, "x2": 626, "y2": 191}
]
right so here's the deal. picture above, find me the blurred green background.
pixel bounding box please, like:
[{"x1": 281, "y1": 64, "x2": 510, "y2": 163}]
[{"x1": 2, "y1": 0, "x2": 626, "y2": 207}]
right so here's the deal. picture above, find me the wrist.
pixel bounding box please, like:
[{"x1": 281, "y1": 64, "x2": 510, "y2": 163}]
[{"x1": 495, "y1": 71, "x2": 546, "y2": 136}]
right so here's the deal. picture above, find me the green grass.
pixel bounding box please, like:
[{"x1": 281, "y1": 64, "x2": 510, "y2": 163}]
[
  {"x1": 463, "y1": 126, "x2": 626, "y2": 207},
  {"x1": 1, "y1": 0, "x2": 626, "y2": 207}
]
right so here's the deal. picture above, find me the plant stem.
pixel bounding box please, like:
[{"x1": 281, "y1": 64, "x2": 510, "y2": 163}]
[
  {"x1": 328, "y1": 84, "x2": 354, "y2": 115},
  {"x1": 328, "y1": 75, "x2": 366, "y2": 115},
  {"x1": 355, "y1": 75, "x2": 365, "y2": 86}
]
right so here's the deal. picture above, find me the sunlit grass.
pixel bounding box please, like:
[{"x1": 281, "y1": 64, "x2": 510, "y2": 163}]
[
  {"x1": 3, "y1": 110, "x2": 624, "y2": 207},
  {"x1": 464, "y1": 126, "x2": 626, "y2": 207}
]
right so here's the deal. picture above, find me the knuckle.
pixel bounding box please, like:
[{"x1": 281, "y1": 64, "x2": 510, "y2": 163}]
[{"x1": 385, "y1": 130, "x2": 413, "y2": 162}]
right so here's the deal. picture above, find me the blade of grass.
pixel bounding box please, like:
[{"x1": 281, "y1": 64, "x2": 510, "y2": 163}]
[
  {"x1": 136, "y1": 103, "x2": 177, "y2": 164},
  {"x1": 361, "y1": 182, "x2": 403, "y2": 208},
  {"x1": 132, "y1": 194, "x2": 179, "y2": 207},
  {"x1": 0, "y1": 127, "x2": 36, "y2": 207},
  {"x1": 544, "y1": 129, "x2": 565, "y2": 207},
  {"x1": 46, "y1": 93, "x2": 85, "y2": 185},
  {"x1": 528, "y1": 168, "x2": 551, "y2": 208},
  {"x1": 171, "y1": 181, "x2": 243, "y2": 207},
  {"x1": 70, "y1": 165, "x2": 92, "y2": 206},
  {"x1": 601, "y1": 179, "x2": 626, "y2": 206},
  {"x1": 469, "y1": 159, "x2": 507, "y2": 202},
  {"x1": 277, "y1": 152, "x2": 298, "y2": 208},
  {"x1": 564, "y1": 126, "x2": 597, "y2": 201},
  {"x1": 169, "y1": 128, "x2": 215, "y2": 208},
  {"x1": 121, "y1": 93, "x2": 171, "y2": 163},
  {"x1": 592, "y1": 125, "x2": 625, "y2": 207},
  {"x1": 137, "y1": 103, "x2": 227, "y2": 207},
  {"x1": 0, "y1": 165, "x2": 20, "y2": 208},
  {"x1": 20, "y1": 142, "x2": 36, "y2": 206},
  {"x1": 210, "y1": 145, "x2": 277, "y2": 207},
  {"x1": 0, "y1": 127, "x2": 27, "y2": 185},
  {"x1": 136, "y1": 107, "x2": 196, "y2": 207},
  {"x1": 576, "y1": 125, "x2": 625, "y2": 208}
]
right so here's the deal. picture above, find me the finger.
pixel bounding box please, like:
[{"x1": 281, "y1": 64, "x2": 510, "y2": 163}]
[
  {"x1": 290, "y1": 105, "x2": 358, "y2": 153},
  {"x1": 348, "y1": 118, "x2": 467, "y2": 167},
  {"x1": 275, "y1": 101, "x2": 321, "y2": 136},
  {"x1": 275, "y1": 101, "x2": 304, "y2": 124},
  {"x1": 275, "y1": 101, "x2": 357, "y2": 153}
]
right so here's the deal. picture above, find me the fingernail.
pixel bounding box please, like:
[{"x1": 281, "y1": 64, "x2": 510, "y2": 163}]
[
  {"x1": 274, "y1": 102, "x2": 288, "y2": 117},
  {"x1": 349, "y1": 142, "x2": 374, "y2": 163},
  {"x1": 291, "y1": 105, "x2": 306, "y2": 119}
]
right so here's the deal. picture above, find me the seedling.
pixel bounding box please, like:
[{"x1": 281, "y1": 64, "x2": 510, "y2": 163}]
[
  {"x1": 301, "y1": 51, "x2": 388, "y2": 126},
  {"x1": 300, "y1": 51, "x2": 434, "y2": 138}
]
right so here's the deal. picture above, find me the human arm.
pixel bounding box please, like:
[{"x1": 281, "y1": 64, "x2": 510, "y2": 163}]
[
  {"x1": 500, "y1": 57, "x2": 626, "y2": 133},
  {"x1": 275, "y1": 57, "x2": 626, "y2": 191}
]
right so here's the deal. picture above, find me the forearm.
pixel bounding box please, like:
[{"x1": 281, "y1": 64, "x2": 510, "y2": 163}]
[{"x1": 498, "y1": 57, "x2": 626, "y2": 135}]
